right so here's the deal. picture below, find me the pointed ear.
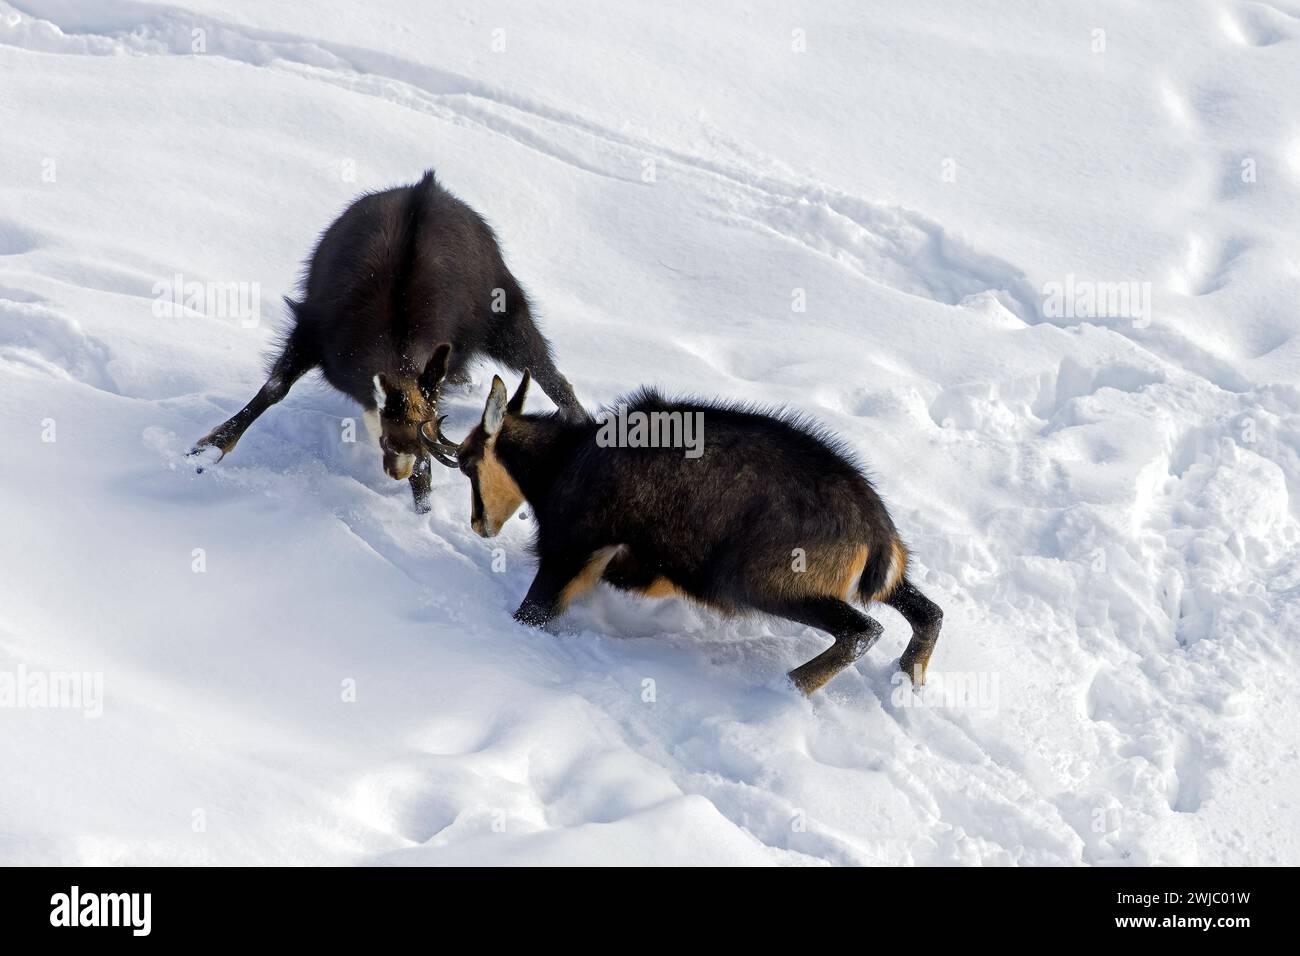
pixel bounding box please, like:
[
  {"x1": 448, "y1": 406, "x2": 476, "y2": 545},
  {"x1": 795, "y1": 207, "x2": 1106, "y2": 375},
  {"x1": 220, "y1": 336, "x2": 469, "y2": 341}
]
[
  {"x1": 373, "y1": 374, "x2": 389, "y2": 412},
  {"x1": 507, "y1": 369, "x2": 531, "y2": 416},
  {"x1": 418, "y1": 343, "x2": 453, "y2": 400},
  {"x1": 482, "y1": 376, "x2": 508, "y2": 435}
]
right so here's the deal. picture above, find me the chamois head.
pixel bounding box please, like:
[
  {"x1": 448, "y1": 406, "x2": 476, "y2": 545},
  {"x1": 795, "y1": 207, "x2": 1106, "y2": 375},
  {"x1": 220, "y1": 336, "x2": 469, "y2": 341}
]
[
  {"x1": 422, "y1": 370, "x2": 529, "y2": 537},
  {"x1": 373, "y1": 342, "x2": 455, "y2": 480}
]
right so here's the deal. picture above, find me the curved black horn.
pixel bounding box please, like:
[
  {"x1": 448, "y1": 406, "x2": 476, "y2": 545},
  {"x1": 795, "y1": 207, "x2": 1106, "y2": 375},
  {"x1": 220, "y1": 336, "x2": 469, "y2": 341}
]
[
  {"x1": 419, "y1": 416, "x2": 461, "y2": 468},
  {"x1": 434, "y1": 414, "x2": 460, "y2": 451}
]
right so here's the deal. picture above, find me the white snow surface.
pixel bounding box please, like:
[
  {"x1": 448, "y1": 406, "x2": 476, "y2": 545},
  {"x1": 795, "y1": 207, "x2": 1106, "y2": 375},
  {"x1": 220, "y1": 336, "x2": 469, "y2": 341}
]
[{"x1": 1, "y1": 0, "x2": 1298, "y2": 865}]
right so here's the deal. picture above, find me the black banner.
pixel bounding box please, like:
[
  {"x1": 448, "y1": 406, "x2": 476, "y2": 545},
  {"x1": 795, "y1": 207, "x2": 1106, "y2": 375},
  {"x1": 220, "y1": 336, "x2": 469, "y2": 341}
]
[{"x1": 0, "y1": 866, "x2": 1281, "y2": 942}]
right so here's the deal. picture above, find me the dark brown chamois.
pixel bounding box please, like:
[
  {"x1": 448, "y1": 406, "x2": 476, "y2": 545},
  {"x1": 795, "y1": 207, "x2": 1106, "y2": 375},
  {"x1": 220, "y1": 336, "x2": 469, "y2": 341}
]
[
  {"x1": 190, "y1": 170, "x2": 582, "y2": 512},
  {"x1": 421, "y1": 374, "x2": 943, "y2": 694}
]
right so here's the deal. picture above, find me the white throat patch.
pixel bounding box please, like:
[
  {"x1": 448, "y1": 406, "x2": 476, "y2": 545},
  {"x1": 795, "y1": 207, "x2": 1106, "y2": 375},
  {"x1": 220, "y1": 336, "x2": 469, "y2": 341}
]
[{"x1": 362, "y1": 407, "x2": 383, "y2": 447}]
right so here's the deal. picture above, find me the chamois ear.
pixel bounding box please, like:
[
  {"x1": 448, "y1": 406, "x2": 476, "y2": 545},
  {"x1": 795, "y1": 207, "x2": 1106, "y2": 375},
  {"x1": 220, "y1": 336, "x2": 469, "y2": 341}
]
[
  {"x1": 506, "y1": 369, "x2": 531, "y2": 416},
  {"x1": 418, "y1": 343, "x2": 452, "y2": 401},
  {"x1": 482, "y1": 375, "x2": 508, "y2": 435}
]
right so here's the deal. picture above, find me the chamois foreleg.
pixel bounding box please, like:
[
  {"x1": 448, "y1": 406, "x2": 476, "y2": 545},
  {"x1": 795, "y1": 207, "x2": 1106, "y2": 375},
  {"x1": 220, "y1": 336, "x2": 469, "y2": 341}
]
[
  {"x1": 514, "y1": 547, "x2": 620, "y2": 627},
  {"x1": 408, "y1": 455, "x2": 433, "y2": 514}
]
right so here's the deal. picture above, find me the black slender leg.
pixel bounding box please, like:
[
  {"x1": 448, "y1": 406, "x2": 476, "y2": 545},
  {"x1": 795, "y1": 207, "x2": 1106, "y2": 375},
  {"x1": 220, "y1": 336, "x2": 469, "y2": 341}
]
[
  {"x1": 530, "y1": 361, "x2": 583, "y2": 421},
  {"x1": 758, "y1": 596, "x2": 884, "y2": 696},
  {"x1": 190, "y1": 341, "x2": 314, "y2": 469},
  {"x1": 514, "y1": 552, "x2": 600, "y2": 627},
  {"x1": 409, "y1": 455, "x2": 433, "y2": 513},
  {"x1": 486, "y1": 312, "x2": 583, "y2": 419},
  {"x1": 884, "y1": 579, "x2": 943, "y2": 685},
  {"x1": 514, "y1": 570, "x2": 568, "y2": 627}
]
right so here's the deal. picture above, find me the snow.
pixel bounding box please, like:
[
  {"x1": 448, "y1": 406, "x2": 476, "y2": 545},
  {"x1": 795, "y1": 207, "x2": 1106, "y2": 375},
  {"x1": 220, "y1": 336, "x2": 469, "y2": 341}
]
[{"x1": 1, "y1": 0, "x2": 1298, "y2": 865}]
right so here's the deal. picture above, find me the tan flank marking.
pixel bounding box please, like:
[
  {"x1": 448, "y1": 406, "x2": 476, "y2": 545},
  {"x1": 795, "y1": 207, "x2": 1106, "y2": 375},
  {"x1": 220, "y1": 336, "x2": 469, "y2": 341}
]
[
  {"x1": 636, "y1": 573, "x2": 735, "y2": 615},
  {"x1": 479, "y1": 434, "x2": 525, "y2": 530},
  {"x1": 558, "y1": 546, "x2": 622, "y2": 612},
  {"x1": 838, "y1": 545, "x2": 870, "y2": 600},
  {"x1": 771, "y1": 543, "x2": 870, "y2": 600},
  {"x1": 637, "y1": 576, "x2": 686, "y2": 599}
]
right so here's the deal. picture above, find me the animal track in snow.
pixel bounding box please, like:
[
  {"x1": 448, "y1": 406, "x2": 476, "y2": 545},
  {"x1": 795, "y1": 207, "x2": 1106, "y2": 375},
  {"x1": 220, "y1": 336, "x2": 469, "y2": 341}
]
[
  {"x1": 1219, "y1": 3, "x2": 1292, "y2": 46},
  {"x1": 0, "y1": 1, "x2": 1040, "y2": 322},
  {"x1": 1049, "y1": 357, "x2": 1165, "y2": 409},
  {"x1": 0, "y1": 217, "x2": 43, "y2": 256},
  {"x1": 0, "y1": 298, "x2": 116, "y2": 390},
  {"x1": 1169, "y1": 233, "x2": 1251, "y2": 296},
  {"x1": 0, "y1": 284, "x2": 45, "y2": 303}
]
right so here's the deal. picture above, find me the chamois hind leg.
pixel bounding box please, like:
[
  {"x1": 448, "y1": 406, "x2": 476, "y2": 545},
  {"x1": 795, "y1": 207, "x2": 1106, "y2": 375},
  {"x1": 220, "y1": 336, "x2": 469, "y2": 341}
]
[
  {"x1": 189, "y1": 335, "x2": 315, "y2": 470},
  {"x1": 768, "y1": 596, "x2": 884, "y2": 696},
  {"x1": 885, "y1": 578, "x2": 943, "y2": 686}
]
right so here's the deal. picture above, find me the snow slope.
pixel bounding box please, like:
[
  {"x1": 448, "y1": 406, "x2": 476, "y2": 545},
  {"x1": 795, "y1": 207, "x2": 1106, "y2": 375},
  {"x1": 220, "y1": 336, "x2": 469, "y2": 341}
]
[{"x1": 1, "y1": 0, "x2": 1298, "y2": 865}]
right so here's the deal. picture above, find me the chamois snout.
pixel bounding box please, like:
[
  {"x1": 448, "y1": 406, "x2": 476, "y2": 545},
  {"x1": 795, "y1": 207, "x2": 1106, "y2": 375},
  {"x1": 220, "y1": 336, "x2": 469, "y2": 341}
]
[
  {"x1": 431, "y1": 373, "x2": 528, "y2": 540},
  {"x1": 372, "y1": 343, "x2": 458, "y2": 484},
  {"x1": 383, "y1": 450, "x2": 417, "y2": 481}
]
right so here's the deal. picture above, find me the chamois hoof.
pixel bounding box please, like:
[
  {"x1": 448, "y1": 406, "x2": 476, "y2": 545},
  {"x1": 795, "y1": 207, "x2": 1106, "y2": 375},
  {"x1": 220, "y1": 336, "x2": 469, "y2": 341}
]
[
  {"x1": 187, "y1": 441, "x2": 225, "y2": 473},
  {"x1": 512, "y1": 602, "x2": 550, "y2": 628},
  {"x1": 786, "y1": 667, "x2": 824, "y2": 698},
  {"x1": 898, "y1": 654, "x2": 927, "y2": 687}
]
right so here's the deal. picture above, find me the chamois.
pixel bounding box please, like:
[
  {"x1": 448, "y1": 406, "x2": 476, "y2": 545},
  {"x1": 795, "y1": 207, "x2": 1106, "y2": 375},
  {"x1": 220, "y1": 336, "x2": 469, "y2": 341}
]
[
  {"x1": 190, "y1": 170, "x2": 582, "y2": 512},
  {"x1": 421, "y1": 375, "x2": 943, "y2": 694}
]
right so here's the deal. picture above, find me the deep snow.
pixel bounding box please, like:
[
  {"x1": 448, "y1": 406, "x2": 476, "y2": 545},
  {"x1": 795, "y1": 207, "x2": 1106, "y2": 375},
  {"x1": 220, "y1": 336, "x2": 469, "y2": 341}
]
[{"x1": 1, "y1": 0, "x2": 1298, "y2": 865}]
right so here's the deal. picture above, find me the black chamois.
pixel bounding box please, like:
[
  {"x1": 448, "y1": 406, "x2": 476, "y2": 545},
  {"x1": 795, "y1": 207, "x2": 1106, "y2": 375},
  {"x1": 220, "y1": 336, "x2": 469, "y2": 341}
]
[
  {"x1": 190, "y1": 170, "x2": 582, "y2": 512},
  {"x1": 422, "y1": 374, "x2": 943, "y2": 694}
]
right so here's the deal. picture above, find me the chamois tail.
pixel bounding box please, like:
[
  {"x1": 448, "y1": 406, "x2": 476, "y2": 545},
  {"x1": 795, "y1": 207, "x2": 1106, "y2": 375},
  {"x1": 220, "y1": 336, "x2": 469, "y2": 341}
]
[{"x1": 859, "y1": 535, "x2": 908, "y2": 604}]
